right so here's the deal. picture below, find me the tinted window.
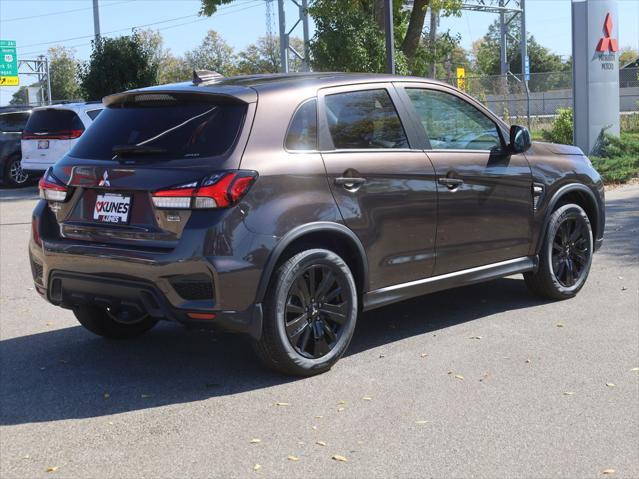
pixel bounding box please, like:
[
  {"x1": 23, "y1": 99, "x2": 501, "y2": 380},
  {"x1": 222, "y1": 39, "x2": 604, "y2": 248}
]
[
  {"x1": 86, "y1": 109, "x2": 102, "y2": 120},
  {"x1": 325, "y1": 89, "x2": 408, "y2": 149},
  {"x1": 70, "y1": 99, "x2": 247, "y2": 160},
  {"x1": 285, "y1": 99, "x2": 317, "y2": 150},
  {"x1": 25, "y1": 109, "x2": 84, "y2": 134},
  {"x1": 406, "y1": 89, "x2": 502, "y2": 151},
  {"x1": 0, "y1": 112, "x2": 29, "y2": 132}
]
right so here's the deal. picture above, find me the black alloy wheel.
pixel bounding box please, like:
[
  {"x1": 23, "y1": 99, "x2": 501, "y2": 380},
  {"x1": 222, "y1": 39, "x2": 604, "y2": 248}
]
[
  {"x1": 284, "y1": 264, "x2": 349, "y2": 359},
  {"x1": 551, "y1": 216, "x2": 591, "y2": 287}
]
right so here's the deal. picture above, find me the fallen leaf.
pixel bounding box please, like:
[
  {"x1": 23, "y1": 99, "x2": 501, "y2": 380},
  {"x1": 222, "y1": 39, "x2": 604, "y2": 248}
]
[
  {"x1": 275, "y1": 402, "x2": 290, "y2": 406},
  {"x1": 379, "y1": 354, "x2": 386, "y2": 358},
  {"x1": 46, "y1": 321, "x2": 53, "y2": 326},
  {"x1": 316, "y1": 441, "x2": 327, "y2": 446},
  {"x1": 141, "y1": 394, "x2": 152, "y2": 399},
  {"x1": 415, "y1": 420, "x2": 429, "y2": 425},
  {"x1": 250, "y1": 438, "x2": 261, "y2": 444},
  {"x1": 525, "y1": 359, "x2": 531, "y2": 364},
  {"x1": 631, "y1": 367, "x2": 639, "y2": 372},
  {"x1": 556, "y1": 323, "x2": 564, "y2": 328},
  {"x1": 606, "y1": 383, "x2": 616, "y2": 388},
  {"x1": 454, "y1": 374, "x2": 464, "y2": 380},
  {"x1": 469, "y1": 335, "x2": 483, "y2": 340},
  {"x1": 287, "y1": 455, "x2": 300, "y2": 461},
  {"x1": 563, "y1": 391, "x2": 575, "y2": 396},
  {"x1": 253, "y1": 464, "x2": 262, "y2": 471},
  {"x1": 337, "y1": 400, "x2": 347, "y2": 405},
  {"x1": 332, "y1": 455, "x2": 348, "y2": 462},
  {"x1": 46, "y1": 467, "x2": 58, "y2": 473},
  {"x1": 337, "y1": 407, "x2": 345, "y2": 412},
  {"x1": 601, "y1": 469, "x2": 615, "y2": 475},
  {"x1": 420, "y1": 353, "x2": 428, "y2": 358},
  {"x1": 312, "y1": 425, "x2": 318, "y2": 430},
  {"x1": 361, "y1": 396, "x2": 372, "y2": 401},
  {"x1": 108, "y1": 421, "x2": 114, "y2": 425},
  {"x1": 22, "y1": 455, "x2": 30, "y2": 459},
  {"x1": 315, "y1": 415, "x2": 323, "y2": 419}
]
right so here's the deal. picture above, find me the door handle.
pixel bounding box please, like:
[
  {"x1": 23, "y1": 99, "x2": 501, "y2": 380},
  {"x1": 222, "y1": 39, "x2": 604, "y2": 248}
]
[
  {"x1": 335, "y1": 177, "x2": 367, "y2": 187},
  {"x1": 438, "y1": 177, "x2": 464, "y2": 189}
]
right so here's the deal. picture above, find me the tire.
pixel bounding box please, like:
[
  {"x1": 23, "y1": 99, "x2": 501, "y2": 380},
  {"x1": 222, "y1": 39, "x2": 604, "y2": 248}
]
[
  {"x1": 73, "y1": 305, "x2": 158, "y2": 339},
  {"x1": 2, "y1": 154, "x2": 30, "y2": 188},
  {"x1": 252, "y1": 248, "x2": 358, "y2": 376},
  {"x1": 524, "y1": 204, "x2": 593, "y2": 300}
]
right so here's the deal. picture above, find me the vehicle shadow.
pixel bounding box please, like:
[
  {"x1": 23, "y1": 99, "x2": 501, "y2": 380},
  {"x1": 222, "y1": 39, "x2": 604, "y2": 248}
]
[
  {"x1": 597, "y1": 192, "x2": 639, "y2": 263},
  {"x1": 0, "y1": 185, "x2": 38, "y2": 202},
  {"x1": 0, "y1": 277, "x2": 550, "y2": 426}
]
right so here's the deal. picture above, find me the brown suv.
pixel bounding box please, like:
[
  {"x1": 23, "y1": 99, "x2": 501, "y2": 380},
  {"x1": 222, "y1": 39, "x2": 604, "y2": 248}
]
[{"x1": 29, "y1": 73, "x2": 605, "y2": 376}]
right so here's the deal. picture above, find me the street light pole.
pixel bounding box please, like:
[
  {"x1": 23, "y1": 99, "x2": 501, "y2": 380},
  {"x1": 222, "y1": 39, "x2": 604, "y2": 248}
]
[
  {"x1": 384, "y1": 0, "x2": 395, "y2": 74},
  {"x1": 93, "y1": 0, "x2": 101, "y2": 42}
]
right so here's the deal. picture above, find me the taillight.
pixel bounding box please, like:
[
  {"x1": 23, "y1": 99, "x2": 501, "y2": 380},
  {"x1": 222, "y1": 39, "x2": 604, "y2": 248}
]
[
  {"x1": 38, "y1": 169, "x2": 69, "y2": 202},
  {"x1": 22, "y1": 129, "x2": 84, "y2": 140},
  {"x1": 152, "y1": 171, "x2": 257, "y2": 209}
]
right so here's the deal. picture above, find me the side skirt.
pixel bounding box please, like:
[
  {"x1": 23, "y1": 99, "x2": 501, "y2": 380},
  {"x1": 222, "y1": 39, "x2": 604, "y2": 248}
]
[{"x1": 362, "y1": 256, "x2": 537, "y2": 312}]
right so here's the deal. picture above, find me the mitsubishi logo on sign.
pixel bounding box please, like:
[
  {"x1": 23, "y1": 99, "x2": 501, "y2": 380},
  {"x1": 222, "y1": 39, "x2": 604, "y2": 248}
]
[{"x1": 595, "y1": 13, "x2": 619, "y2": 52}]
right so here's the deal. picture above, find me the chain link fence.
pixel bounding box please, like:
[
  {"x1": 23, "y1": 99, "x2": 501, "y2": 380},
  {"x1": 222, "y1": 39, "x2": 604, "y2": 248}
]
[{"x1": 437, "y1": 68, "x2": 639, "y2": 132}]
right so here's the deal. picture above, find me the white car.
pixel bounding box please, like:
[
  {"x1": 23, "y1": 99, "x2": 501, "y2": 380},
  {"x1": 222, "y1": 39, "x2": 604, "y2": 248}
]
[{"x1": 21, "y1": 102, "x2": 103, "y2": 175}]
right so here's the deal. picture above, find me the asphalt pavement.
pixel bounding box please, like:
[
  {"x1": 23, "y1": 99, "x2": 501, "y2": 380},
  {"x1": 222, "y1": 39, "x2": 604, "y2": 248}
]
[{"x1": 1, "y1": 184, "x2": 638, "y2": 478}]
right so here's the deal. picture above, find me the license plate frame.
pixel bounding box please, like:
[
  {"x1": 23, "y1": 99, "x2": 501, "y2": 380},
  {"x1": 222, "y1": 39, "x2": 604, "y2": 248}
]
[{"x1": 93, "y1": 193, "x2": 132, "y2": 225}]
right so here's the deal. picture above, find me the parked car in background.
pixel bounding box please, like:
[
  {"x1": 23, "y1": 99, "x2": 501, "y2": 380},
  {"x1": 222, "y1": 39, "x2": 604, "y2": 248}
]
[
  {"x1": 0, "y1": 107, "x2": 31, "y2": 187},
  {"x1": 29, "y1": 72, "x2": 605, "y2": 376},
  {"x1": 21, "y1": 102, "x2": 103, "y2": 176}
]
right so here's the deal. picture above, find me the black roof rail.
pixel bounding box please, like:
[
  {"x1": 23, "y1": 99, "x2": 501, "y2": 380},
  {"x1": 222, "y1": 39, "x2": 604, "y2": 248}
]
[
  {"x1": 193, "y1": 69, "x2": 224, "y2": 85},
  {"x1": 85, "y1": 100, "x2": 102, "y2": 105}
]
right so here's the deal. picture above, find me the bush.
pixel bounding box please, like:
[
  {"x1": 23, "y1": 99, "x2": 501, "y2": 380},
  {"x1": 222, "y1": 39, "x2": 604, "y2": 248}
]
[
  {"x1": 590, "y1": 133, "x2": 639, "y2": 183},
  {"x1": 542, "y1": 108, "x2": 573, "y2": 145}
]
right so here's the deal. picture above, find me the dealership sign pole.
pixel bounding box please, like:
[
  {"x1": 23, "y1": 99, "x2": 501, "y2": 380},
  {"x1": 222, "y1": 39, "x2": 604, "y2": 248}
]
[{"x1": 572, "y1": 0, "x2": 620, "y2": 154}]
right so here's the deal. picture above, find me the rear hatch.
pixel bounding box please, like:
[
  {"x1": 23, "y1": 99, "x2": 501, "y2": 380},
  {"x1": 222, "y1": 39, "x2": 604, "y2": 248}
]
[
  {"x1": 47, "y1": 91, "x2": 251, "y2": 248},
  {"x1": 22, "y1": 108, "x2": 85, "y2": 167}
]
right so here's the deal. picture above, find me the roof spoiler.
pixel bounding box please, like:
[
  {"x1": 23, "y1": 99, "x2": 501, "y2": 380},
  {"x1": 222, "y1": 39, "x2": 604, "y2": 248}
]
[{"x1": 193, "y1": 70, "x2": 224, "y2": 85}]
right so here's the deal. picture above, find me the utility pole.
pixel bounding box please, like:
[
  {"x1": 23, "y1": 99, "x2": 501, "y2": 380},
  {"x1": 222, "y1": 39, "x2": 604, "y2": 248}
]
[
  {"x1": 499, "y1": 0, "x2": 508, "y2": 75},
  {"x1": 384, "y1": 0, "x2": 395, "y2": 74},
  {"x1": 429, "y1": 6, "x2": 438, "y2": 78},
  {"x1": 278, "y1": 0, "x2": 288, "y2": 73},
  {"x1": 93, "y1": 0, "x2": 101, "y2": 42}
]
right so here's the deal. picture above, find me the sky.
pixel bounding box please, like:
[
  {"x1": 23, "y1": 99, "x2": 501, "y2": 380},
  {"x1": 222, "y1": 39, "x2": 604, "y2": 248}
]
[{"x1": 0, "y1": 0, "x2": 638, "y2": 105}]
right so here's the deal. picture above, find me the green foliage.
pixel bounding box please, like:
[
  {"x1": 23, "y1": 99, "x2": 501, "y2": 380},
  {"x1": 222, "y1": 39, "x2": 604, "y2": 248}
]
[
  {"x1": 199, "y1": 0, "x2": 235, "y2": 16},
  {"x1": 9, "y1": 86, "x2": 31, "y2": 105},
  {"x1": 474, "y1": 19, "x2": 568, "y2": 79},
  {"x1": 542, "y1": 108, "x2": 573, "y2": 145},
  {"x1": 590, "y1": 133, "x2": 639, "y2": 183},
  {"x1": 79, "y1": 32, "x2": 159, "y2": 100},
  {"x1": 309, "y1": 0, "x2": 409, "y2": 74},
  {"x1": 236, "y1": 36, "x2": 305, "y2": 75},
  {"x1": 47, "y1": 46, "x2": 82, "y2": 101},
  {"x1": 184, "y1": 30, "x2": 236, "y2": 75}
]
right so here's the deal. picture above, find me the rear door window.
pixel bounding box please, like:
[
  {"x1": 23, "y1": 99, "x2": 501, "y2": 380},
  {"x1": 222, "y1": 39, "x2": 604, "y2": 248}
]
[
  {"x1": 70, "y1": 96, "x2": 247, "y2": 160},
  {"x1": 86, "y1": 109, "x2": 102, "y2": 120},
  {"x1": 23, "y1": 109, "x2": 84, "y2": 137},
  {"x1": 0, "y1": 112, "x2": 29, "y2": 132},
  {"x1": 324, "y1": 89, "x2": 408, "y2": 150},
  {"x1": 285, "y1": 99, "x2": 317, "y2": 151}
]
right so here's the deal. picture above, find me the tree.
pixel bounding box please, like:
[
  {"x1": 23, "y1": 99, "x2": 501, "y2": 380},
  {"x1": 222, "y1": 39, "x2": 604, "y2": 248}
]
[
  {"x1": 158, "y1": 53, "x2": 191, "y2": 84},
  {"x1": 46, "y1": 46, "x2": 82, "y2": 101},
  {"x1": 79, "y1": 32, "x2": 159, "y2": 100},
  {"x1": 200, "y1": 0, "x2": 462, "y2": 69},
  {"x1": 184, "y1": 30, "x2": 236, "y2": 75},
  {"x1": 236, "y1": 36, "x2": 305, "y2": 74},
  {"x1": 474, "y1": 19, "x2": 567, "y2": 76},
  {"x1": 619, "y1": 47, "x2": 638, "y2": 67},
  {"x1": 10, "y1": 86, "x2": 31, "y2": 105}
]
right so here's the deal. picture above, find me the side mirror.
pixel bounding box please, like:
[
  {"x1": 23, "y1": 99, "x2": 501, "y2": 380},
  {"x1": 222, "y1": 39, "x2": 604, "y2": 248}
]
[{"x1": 509, "y1": 125, "x2": 532, "y2": 154}]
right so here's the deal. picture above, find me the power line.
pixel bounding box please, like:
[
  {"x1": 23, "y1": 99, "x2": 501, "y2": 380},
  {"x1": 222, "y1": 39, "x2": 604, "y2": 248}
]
[
  {"x1": 18, "y1": 1, "x2": 265, "y2": 58},
  {"x1": 1, "y1": 0, "x2": 135, "y2": 23}
]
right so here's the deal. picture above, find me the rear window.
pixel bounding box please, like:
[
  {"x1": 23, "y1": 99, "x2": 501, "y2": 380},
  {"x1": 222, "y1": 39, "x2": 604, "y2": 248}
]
[
  {"x1": 70, "y1": 98, "x2": 247, "y2": 160},
  {"x1": 0, "y1": 112, "x2": 29, "y2": 132},
  {"x1": 25, "y1": 109, "x2": 83, "y2": 134}
]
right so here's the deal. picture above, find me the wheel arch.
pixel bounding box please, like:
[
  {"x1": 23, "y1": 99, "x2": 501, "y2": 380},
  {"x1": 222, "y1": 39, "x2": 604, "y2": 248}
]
[
  {"x1": 536, "y1": 183, "x2": 601, "y2": 254},
  {"x1": 255, "y1": 222, "x2": 369, "y2": 304}
]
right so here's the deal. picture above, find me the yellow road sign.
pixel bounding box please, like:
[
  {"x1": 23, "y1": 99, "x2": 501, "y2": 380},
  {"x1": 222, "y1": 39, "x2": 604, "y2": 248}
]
[
  {"x1": 0, "y1": 76, "x2": 19, "y2": 86},
  {"x1": 456, "y1": 68, "x2": 466, "y2": 91}
]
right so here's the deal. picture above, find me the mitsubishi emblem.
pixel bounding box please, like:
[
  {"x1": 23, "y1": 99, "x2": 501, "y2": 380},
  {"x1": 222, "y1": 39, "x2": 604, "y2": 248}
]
[{"x1": 98, "y1": 171, "x2": 110, "y2": 187}]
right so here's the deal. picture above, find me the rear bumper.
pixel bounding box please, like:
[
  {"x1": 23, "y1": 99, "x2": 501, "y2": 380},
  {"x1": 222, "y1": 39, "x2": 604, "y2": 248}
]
[{"x1": 29, "y1": 200, "x2": 274, "y2": 339}]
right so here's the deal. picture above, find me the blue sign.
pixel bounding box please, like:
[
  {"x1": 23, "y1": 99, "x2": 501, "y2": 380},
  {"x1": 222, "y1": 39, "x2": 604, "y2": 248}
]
[{"x1": 524, "y1": 56, "x2": 530, "y2": 81}]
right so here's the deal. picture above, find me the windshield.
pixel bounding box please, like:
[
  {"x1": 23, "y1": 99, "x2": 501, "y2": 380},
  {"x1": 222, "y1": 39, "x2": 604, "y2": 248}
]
[{"x1": 69, "y1": 99, "x2": 247, "y2": 160}]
